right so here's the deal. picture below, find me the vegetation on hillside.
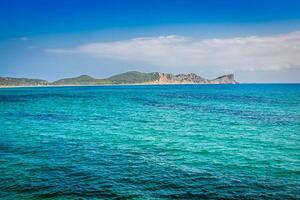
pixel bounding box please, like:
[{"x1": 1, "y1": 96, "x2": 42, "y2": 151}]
[
  {"x1": 51, "y1": 71, "x2": 160, "y2": 85},
  {"x1": 0, "y1": 77, "x2": 48, "y2": 86},
  {"x1": 107, "y1": 71, "x2": 159, "y2": 84}
]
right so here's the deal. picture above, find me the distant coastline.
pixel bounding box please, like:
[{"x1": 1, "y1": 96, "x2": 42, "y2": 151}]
[
  {"x1": 0, "y1": 71, "x2": 237, "y2": 87},
  {"x1": 0, "y1": 82, "x2": 236, "y2": 89}
]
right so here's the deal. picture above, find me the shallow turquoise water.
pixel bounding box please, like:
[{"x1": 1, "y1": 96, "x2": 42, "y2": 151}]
[{"x1": 0, "y1": 84, "x2": 299, "y2": 199}]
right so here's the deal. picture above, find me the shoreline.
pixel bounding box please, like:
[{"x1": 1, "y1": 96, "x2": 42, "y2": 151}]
[
  {"x1": 1, "y1": 82, "x2": 300, "y2": 89},
  {"x1": 0, "y1": 82, "x2": 231, "y2": 89}
]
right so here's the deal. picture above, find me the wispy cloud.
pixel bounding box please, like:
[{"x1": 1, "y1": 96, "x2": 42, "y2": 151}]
[
  {"x1": 19, "y1": 37, "x2": 29, "y2": 41},
  {"x1": 27, "y1": 45, "x2": 37, "y2": 49},
  {"x1": 46, "y1": 31, "x2": 300, "y2": 72}
]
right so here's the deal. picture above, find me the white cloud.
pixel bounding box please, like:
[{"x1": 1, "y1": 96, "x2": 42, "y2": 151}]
[
  {"x1": 19, "y1": 37, "x2": 29, "y2": 41},
  {"x1": 28, "y1": 45, "x2": 37, "y2": 49},
  {"x1": 46, "y1": 31, "x2": 300, "y2": 72}
]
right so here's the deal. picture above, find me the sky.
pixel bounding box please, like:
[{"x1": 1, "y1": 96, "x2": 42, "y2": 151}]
[{"x1": 0, "y1": 0, "x2": 300, "y2": 82}]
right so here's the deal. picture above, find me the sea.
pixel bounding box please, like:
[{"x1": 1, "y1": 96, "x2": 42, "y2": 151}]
[{"x1": 0, "y1": 84, "x2": 299, "y2": 199}]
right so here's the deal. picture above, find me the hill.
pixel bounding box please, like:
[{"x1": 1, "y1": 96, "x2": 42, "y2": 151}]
[
  {"x1": 51, "y1": 71, "x2": 161, "y2": 85},
  {"x1": 51, "y1": 75, "x2": 106, "y2": 85},
  {"x1": 0, "y1": 77, "x2": 49, "y2": 86},
  {"x1": 106, "y1": 71, "x2": 160, "y2": 84}
]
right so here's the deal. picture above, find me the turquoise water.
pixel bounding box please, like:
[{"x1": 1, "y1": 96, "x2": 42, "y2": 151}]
[{"x1": 0, "y1": 84, "x2": 299, "y2": 199}]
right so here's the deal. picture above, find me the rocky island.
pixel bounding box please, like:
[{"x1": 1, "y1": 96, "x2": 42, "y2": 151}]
[{"x1": 0, "y1": 71, "x2": 237, "y2": 87}]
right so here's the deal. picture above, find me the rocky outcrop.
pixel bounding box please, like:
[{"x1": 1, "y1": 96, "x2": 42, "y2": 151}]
[
  {"x1": 152, "y1": 73, "x2": 237, "y2": 84},
  {"x1": 154, "y1": 73, "x2": 208, "y2": 84},
  {"x1": 209, "y1": 74, "x2": 237, "y2": 84}
]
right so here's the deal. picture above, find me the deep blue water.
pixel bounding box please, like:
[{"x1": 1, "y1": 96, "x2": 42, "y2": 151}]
[{"x1": 0, "y1": 84, "x2": 299, "y2": 199}]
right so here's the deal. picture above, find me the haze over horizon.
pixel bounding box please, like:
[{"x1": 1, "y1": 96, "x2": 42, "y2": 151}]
[{"x1": 1, "y1": 0, "x2": 300, "y2": 83}]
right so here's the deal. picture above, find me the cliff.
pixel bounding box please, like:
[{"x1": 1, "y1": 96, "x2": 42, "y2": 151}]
[
  {"x1": 152, "y1": 73, "x2": 236, "y2": 84},
  {"x1": 209, "y1": 74, "x2": 237, "y2": 84}
]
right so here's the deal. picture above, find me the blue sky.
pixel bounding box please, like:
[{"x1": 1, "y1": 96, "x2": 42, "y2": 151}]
[{"x1": 1, "y1": 0, "x2": 300, "y2": 82}]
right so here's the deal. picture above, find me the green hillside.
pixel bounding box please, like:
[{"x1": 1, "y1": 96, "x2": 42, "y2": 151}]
[
  {"x1": 51, "y1": 71, "x2": 160, "y2": 85},
  {"x1": 52, "y1": 75, "x2": 101, "y2": 85},
  {"x1": 106, "y1": 71, "x2": 159, "y2": 84},
  {"x1": 0, "y1": 77, "x2": 49, "y2": 86}
]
